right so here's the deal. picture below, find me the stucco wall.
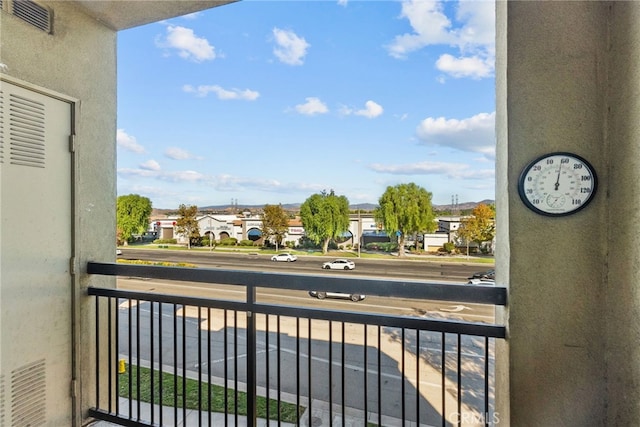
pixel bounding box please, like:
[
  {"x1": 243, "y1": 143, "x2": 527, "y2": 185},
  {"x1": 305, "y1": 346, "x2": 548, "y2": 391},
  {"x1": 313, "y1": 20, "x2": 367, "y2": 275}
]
[
  {"x1": 606, "y1": 3, "x2": 640, "y2": 423},
  {"x1": 498, "y1": 1, "x2": 610, "y2": 425},
  {"x1": 1, "y1": 2, "x2": 116, "y2": 423}
]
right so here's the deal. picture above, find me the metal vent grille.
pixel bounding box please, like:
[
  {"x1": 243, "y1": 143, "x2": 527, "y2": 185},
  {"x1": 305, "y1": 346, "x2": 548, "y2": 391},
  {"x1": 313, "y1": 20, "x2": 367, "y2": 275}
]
[
  {"x1": 9, "y1": 92, "x2": 45, "y2": 168},
  {"x1": 12, "y1": 0, "x2": 51, "y2": 33},
  {"x1": 0, "y1": 90, "x2": 4, "y2": 164},
  {"x1": 11, "y1": 360, "x2": 46, "y2": 427},
  {"x1": 0, "y1": 375, "x2": 6, "y2": 426}
]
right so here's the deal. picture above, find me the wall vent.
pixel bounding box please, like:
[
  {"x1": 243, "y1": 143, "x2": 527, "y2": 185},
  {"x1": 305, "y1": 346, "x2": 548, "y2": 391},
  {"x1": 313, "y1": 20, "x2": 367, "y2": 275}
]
[
  {"x1": 11, "y1": 0, "x2": 51, "y2": 34},
  {"x1": 9, "y1": 92, "x2": 45, "y2": 168},
  {"x1": 11, "y1": 360, "x2": 46, "y2": 427},
  {"x1": 0, "y1": 374, "x2": 6, "y2": 426},
  {"x1": 0, "y1": 90, "x2": 4, "y2": 164}
]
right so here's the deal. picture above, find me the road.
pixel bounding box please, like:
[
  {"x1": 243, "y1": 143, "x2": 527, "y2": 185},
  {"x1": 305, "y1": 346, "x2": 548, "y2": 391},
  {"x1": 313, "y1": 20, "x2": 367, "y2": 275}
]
[
  {"x1": 114, "y1": 248, "x2": 496, "y2": 423},
  {"x1": 118, "y1": 247, "x2": 488, "y2": 282},
  {"x1": 116, "y1": 247, "x2": 496, "y2": 322}
]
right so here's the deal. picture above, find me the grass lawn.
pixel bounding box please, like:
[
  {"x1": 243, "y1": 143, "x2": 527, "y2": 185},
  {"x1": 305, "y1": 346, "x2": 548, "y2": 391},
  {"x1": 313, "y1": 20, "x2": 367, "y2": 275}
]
[{"x1": 119, "y1": 364, "x2": 304, "y2": 423}]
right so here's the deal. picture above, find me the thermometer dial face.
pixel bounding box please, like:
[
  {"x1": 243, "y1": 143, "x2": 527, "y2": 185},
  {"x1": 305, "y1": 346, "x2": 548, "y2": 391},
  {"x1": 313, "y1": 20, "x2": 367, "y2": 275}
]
[{"x1": 518, "y1": 152, "x2": 597, "y2": 216}]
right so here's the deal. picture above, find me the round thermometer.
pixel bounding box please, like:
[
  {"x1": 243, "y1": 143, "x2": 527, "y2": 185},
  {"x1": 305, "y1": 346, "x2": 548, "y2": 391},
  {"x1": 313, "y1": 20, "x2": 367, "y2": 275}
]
[{"x1": 518, "y1": 152, "x2": 597, "y2": 216}]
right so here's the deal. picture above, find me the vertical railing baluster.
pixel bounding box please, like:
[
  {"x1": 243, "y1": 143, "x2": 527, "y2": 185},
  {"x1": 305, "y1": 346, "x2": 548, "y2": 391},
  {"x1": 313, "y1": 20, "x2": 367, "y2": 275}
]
[
  {"x1": 128, "y1": 299, "x2": 132, "y2": 420},
  {"x1": 266, "y1": 314, "x2": 271, "y2": 423},
  {"x1": 247, "y1": 285, "x2": 257, "y2": 427},
  {"x1": 95, "y1": 297, "x2": 100, "y2": 410},
  {"x1": 158, "y1": 302, "x2": 163, "y2": 426},
  {"x1": 416, "y1": 329, "x2": 421, "y2": 426},
  {"x1": 277, "y1": 314, "x2": 281, "y2": 426},
  {"x1": 329, "y1": 320, "x2": 333, "y2": 422},
  {"x1": 150, "y1": 301, "x2": 155, "y2": 425},
  {"x1": 182, "y1": 305, "x2": 187, "y2": 424},
  {"x1": 136, "y1": 299, "x2": 141, "y2": 421},
  {"x1": 377, "y1": 325, "x2": 382, "y2": 427},
  {"x1": 234, "y1": 310, "x2": 239, "y2": 427},
  {"x1": 107, "y1": 297, "x2": 113, "y2": 413},
  {"x1": 296, "y1": 316, "x2": 301, "y2": 425},
  {"x1": 441, "y1": 332, "x2": 446, "y2": 427},
  {"x1": 341, "y1": 321, "x2": 346, "y2": 427},
  {"x1": 208, "y1": 308, "x2": 212, "y2": 427},
  {"x1": 485, "y1": 336, "x2": 490, "y2": 427},
  {"x1": 402, "y1": 327, "x2": 406, "y2": 424},
  {"x1": 173, "y1": 303, "x2": 178, "y2": 425},
  {"x1": 115, "y1": 297, "x2": 120, "y2": 416},
  {"x1": 308, "y1": 318, "x2": 313, "y2": 426},
  {"x1": 224, "y1": 308, "x2": 228, "y2": 427},
  {"x1": 457, "y1": 334, "x2": 462, "y2": 427},
  {"x1": 364, "y1": 324, "x2": 368, "y2": 424},
  {"x1": 197, "y1": 306, "x2": 202, "y2": 426}
]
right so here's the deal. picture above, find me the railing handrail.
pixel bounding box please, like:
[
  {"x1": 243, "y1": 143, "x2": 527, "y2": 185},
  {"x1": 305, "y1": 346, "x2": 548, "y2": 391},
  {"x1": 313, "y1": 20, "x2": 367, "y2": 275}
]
[
  {"x1": 87, "y1": 285, "x2": 506, "y2": 338},
  {"x1": 87, "y1": 261, "x2": 507, "y2": 305}
]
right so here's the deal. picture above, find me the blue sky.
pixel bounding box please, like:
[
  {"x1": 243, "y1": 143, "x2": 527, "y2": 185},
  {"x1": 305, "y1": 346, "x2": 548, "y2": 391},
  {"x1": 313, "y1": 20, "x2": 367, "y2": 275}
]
[{"x1": 116, "y1": 0, "x2": 496, "y2": 209}]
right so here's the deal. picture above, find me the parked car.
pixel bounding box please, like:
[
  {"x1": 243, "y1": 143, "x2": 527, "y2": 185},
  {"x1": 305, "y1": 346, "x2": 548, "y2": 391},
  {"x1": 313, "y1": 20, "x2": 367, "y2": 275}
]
[
  {"x1": 271, "y1": 253, "x2": 297, "y2": 262},
  {"x1": 467, "y1": 278, "x2": 495, "y2": 286},
  {"x1": 309, "y1": 291, "x2": 365, "y2": 302},
  {"x1": 116, "y1": 249, "x2": 122, "y2": 255},
  {"x1": 322, "y1": 259, "x2": 355, "y2": 270},
  {"x1": 468, "y1": 269, "x2": 495, "y2": 280}
]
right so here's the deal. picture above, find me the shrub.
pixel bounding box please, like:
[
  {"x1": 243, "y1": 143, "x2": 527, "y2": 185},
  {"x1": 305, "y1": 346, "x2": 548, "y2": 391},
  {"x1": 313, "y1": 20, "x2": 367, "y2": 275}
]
[
  {"x1": 153, "y1": 239, "x2": 177, "y2": 244},
  {"x1": 239, "y1": 239, "x2": 255, "y2": 246},
  {"x1": 379, "y1": 242, "x2": 398, "y2": 252},
  {"x1": 219, "y1": 237, "x2": 238, "y2": 246},
  {"x1": 443, "y1": 242, "x2": 455, "y2": 254}
]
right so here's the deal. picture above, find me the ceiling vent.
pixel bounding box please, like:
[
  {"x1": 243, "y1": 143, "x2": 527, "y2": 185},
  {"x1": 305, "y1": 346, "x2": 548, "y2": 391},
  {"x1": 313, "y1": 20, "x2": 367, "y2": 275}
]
[{"x1": 10, "y1": 0, "x2": 52, "y2": 34}]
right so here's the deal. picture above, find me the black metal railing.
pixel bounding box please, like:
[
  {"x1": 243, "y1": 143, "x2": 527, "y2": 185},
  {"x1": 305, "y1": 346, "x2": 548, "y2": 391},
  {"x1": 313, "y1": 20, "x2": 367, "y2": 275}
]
[{"x1": 87, "y1": 262, "x2": 506, "y2": 427}]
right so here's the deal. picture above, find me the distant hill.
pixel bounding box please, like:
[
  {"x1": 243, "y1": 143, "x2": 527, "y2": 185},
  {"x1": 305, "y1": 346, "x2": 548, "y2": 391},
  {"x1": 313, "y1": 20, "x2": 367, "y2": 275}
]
[{"x1": 152, "y1": 200, "x2": 494, "y2": 217}]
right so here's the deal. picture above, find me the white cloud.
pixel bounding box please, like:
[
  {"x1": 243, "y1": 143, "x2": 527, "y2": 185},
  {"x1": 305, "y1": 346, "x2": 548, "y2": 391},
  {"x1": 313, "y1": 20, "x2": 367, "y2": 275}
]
[
  {"x1": 415, "y1": 112, "x2": 495, "y2": 158},
  {"x1": 159, "y1": 25, "x2": 215, "y2": 62},
  {"x1": 436, "y1": 54, "x2": 493, "y2": 79},
  {"x1": 369, "y1": 160, "x2": 494, "y2": 180},
  {"x1": 355, "y1": 100, "x2": 384, "y2": 118},
  {"x1": 118, "y1": 167, "x2": 327, "y2": 195},
  {"x1": 272, "y1": 28, "x2": 310, "y2": 66},
  {"x1": 386, "y1": 0, "x2": 495, "y2": 79},
  {"x1": 117, "y1": 129, "x2": 145, "y2": 154},
  {"x1": 183, "y1": 84, "x2": 259, "y2": 100},
  {"x1": 294, "y1": 97, "x2": 329, "y2": 116},
  {"x1": 337, "y1": 0, "x2": 348, "y2": 6},
  {"x1": 119, "y1": 168, "x2": 206, "y2": 182},
  {"x1": 140, "y1": 160, "x2": 161, "y2": 171},
  {"x1": 339, "y1": 100, "x2": 383, "y2": 118},
  {"x1": 165, "y1": 147, "x2": 203, "y2": 160}
]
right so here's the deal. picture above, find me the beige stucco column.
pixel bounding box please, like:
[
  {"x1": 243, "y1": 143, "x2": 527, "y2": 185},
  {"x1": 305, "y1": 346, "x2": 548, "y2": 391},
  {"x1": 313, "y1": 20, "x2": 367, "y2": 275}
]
[{"x1": 496, "y1": 1, "x2": 640, "y2": 425}]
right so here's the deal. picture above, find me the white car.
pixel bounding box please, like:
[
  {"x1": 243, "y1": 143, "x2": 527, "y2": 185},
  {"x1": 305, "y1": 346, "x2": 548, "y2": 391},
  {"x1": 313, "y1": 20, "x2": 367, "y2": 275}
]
[
  {"x1": 322, "y1": 259, "x2": 355, "y2": 270},
  {"x1": 271, "y1": 253, "x2": 297, "y2": 262},
  {"x1": 309, "y1": 291, "x2": 365, "y2": 302},
  {"x1": 467, "y1": 278, "x2": 495, "y2": 286},
  {"x1": 116, "y1": 249, "x2": 122, "y2": 256}
]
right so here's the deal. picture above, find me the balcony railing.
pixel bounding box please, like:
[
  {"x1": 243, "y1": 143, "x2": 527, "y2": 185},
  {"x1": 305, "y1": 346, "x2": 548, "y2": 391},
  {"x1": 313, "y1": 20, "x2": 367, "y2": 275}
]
[{"x1": 87, "y1": 261, "x2": 506, "y2": 427}]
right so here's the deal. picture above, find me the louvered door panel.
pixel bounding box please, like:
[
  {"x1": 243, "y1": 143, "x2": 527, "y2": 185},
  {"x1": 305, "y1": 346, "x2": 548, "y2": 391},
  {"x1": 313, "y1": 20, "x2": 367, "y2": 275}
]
[{"x1": 0, "y1": 79, "x2": 73, "y2": 426}]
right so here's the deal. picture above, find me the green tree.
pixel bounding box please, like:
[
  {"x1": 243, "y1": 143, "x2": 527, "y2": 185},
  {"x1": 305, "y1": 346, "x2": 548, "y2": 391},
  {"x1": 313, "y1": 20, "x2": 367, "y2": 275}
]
[
  {"x1": 261, "y1": 204, "x2": 290, "y2": 251},
  {"x1": 175, "y1": 204, "x2": 200, "y2": 249},
  {"x1": 117, "y1": 194, "x2": 152, "y2": 243},
  {"x1": 457, "y1": 204, "x2": 496, "y2": 254},
  {"x1": 374, "y1": 183, "x2": 436, "y2": 258},
  {"x1": 299, "y1": 190, "x2": 350, "y2": 254}
]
